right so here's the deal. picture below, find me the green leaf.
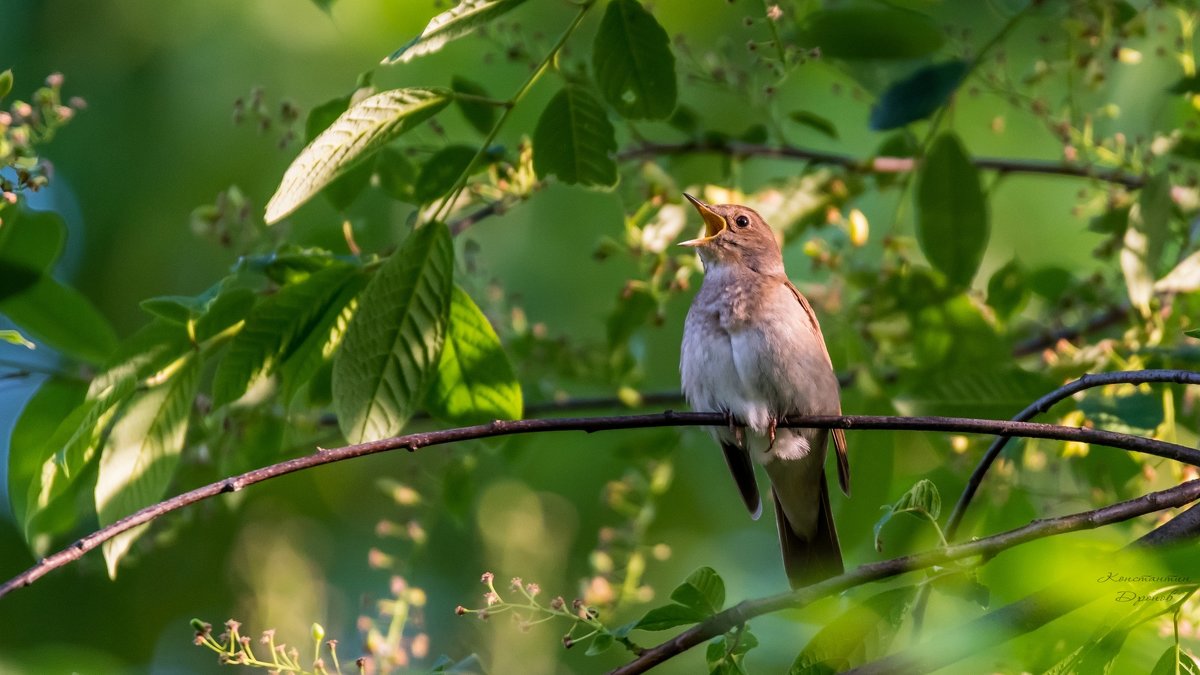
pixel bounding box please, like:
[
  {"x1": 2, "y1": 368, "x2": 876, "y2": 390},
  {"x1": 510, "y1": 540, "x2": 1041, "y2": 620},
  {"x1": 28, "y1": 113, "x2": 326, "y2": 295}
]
[
  {"x1": 1156, "y1": 250, "x2": 1200, "y2": 294},
  {"x1": 985, "y1": 258, "x2": 1027, "y2": 319},
  {"x1": 0, "y1": 329, "x2": 35, "y2": 349},
  {"x1": 586, "y1": 632, "x2": 615, "y2": 656},
  {"x1": 532, "y1": 85, "x2": 618, "y2": 188},
  {"x1": 427, "y1": 285, "x2": 522, "y2": 425},
  {"x1": 1078, "y1": 391, "x2": 1163, "y2": 435},
  {"x1": 0, "y1": 276, "x2": 119, "y2": 365},
  {"x1": 333, "y1": 223, "x2": 454, "y2": 443},
  {"x1": 607, "y1": 286, "x2": 658, "y2": 348},
  {"x1": 670, "y1": 566, "x2": 725, "y2": 616},
  {"x1": 140, "y1": 296, "x2": 204, "y2": 325},
  {"x1": 305, "y1": 92, "x2": 377, "y2": 212},
  {"x1": 874, "y1": 479, "x2": 941, "y2": 552},
  {"x1": 1139, "y1": 173, "x2": 1172, "y2": 270},
  {"x1": 95, "y1": 357, "x2": 199, "y2": 577},
  {"x1": 1187, "y1": 328, "x2": 1200, "y2": 339},
  {"x1": 870, "y1": 61, "x2": 969, "y2": 130},
  {"x1": 265, "y1": 88, "x2": 452, "y2": 223},
  {"x1": 194, "y1": 286, "x2": 257, "y2": 343},
  {"x1": 0, "y1": 69, "x2": 12, "y2": 100},
  {"x1": 279, "y1": 272, "x2": 368, "y2": 402},
  {"x1": 592, "y1": 0, "x2": 677, "y2": 120},
  {"x1": 788, "y1": 110, "x2": 839, "y2": 139},
  {"x1": 789, "y1": 587, "x2": 916, "y2": 674},
  {"x1": 1168, "y1": 75, "x2": 1200, "y2": 95},
  {"x1": 893, "y1": 367, "x2": 1053, "y2": 420},
  {"x1": 376, "y1": 148, "x2": 419, "y2": 203},
  {"x1": 634, "y1": 602, "x2": 708, "y2": 631},
  {"x1": 384, "y1": 0, "x2": 530, "y2": 65},
  {"x1": 8, "y1": 377, "x2": 87, "y2": 528},
  {"x1": 212, "y1": 264, "x2": 360, "y2": 408},
  {"x1": 914, "y1": 133, "x2": 989, "y2": 289},
  {"x1": 0, "y1": 207, "x2": 67, "y2": 299},
  {"x1": 1150, "y1": 644, "x2": 1200, "y2": 675},
  {"x1": 451, "y1": 76, "x2": 498, "y2": 135},
  {"x1": 414, "y1": 145, "x2": 479, "y2": 204},
  {"x1": 797, "y1": 7, "x2": 944, "y2": 60}
]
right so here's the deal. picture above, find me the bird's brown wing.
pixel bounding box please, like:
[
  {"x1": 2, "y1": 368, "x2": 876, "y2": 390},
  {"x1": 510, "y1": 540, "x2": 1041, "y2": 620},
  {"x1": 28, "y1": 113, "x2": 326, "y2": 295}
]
[
  {"x1": 785, "y1": 280, "x2": 851, "y2": 497},
  {"x1": 721, "y1": 441, "x2": 762, "y2": 519}
]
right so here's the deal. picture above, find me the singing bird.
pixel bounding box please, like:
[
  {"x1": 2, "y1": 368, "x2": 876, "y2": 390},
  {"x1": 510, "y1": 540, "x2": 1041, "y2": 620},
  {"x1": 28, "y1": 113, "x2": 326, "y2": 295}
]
[{"x1": 679, "y1": 193, "x2": 850, "y2": 589}]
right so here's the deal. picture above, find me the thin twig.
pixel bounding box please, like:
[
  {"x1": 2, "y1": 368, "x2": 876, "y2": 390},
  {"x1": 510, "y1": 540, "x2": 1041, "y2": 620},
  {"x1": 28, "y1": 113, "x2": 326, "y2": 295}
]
[
  {"x1": 617, "y1": 140, "x2": 1148, "y2": 189},
  {"x1": 4, "y1": 412, "x2": 1200, "y2": 599},
  {"x1": 610, "y1": 480, "x2": 1200, "y2": 675}
]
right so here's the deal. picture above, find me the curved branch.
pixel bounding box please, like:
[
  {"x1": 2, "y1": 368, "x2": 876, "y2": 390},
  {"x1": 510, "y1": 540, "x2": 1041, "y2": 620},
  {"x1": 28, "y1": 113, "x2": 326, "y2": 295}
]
[
  {"x1": 617, "y1": 140, "x2": 1147, "y2": 189},
  {"x1": 610, "y1": 479, "x2": 1200, "y2": 675},
  {"x1": 3, "y1": 412, "x2": 1199, "y2": 599}
]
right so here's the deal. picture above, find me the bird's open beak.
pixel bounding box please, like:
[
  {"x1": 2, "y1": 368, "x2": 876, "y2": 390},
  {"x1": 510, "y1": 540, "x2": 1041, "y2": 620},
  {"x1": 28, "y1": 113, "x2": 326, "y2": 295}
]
[{"x1": 679, "y1": 193, "x2": 726, "y2": 247}]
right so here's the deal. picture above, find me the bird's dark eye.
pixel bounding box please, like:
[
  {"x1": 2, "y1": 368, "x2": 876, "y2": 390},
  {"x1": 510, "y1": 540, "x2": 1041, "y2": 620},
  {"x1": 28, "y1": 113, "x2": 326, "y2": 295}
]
[{"x1": 734, "y1": 215, "x2": 750, "y2": 228}]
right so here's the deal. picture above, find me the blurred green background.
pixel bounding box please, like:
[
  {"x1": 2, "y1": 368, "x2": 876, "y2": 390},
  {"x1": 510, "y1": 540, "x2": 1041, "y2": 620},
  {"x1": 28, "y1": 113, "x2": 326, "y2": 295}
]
[{"x1": 1, "y1": 1, "x2": 1197, "y2": 673}]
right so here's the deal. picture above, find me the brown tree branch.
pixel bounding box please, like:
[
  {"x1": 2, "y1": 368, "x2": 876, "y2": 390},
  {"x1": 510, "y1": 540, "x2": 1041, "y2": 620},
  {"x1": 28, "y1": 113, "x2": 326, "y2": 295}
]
[
  {"x1": 617, "y1": 140, "x2": 1147, "y2": 189},
  {"x1": 2, "y1": 412, "x2": 1199, "y2": 600},
  {"x1": 610, "y1": 479, "x2": 1200, "y2": 675}
]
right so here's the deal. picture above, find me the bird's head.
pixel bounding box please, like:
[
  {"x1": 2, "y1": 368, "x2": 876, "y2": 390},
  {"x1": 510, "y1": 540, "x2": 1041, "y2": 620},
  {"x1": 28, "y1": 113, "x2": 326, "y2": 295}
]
[{"x1": 680, "y1": 193, "x2": 784, "y2": 274}]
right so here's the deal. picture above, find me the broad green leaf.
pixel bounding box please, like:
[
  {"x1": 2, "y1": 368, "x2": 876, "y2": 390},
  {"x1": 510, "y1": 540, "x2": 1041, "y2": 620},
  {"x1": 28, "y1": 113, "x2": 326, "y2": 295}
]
[
  {"x1": 874, "y1": 479, "x2": 942, "y2": 552},
  {"x1": 532, "y1": 86, "x2": 618, "y2": 188},
  {"x1": 96, "y1": 357, "x2": 199, "y2": 577},
  {"x1": 0, "y1": 329, "x2": 35, "y2": 349},
  {"x1": 1187, "y1": 328, "x2": 1200, "y2": 338},
  {"x1": 212, "y1": 264, "x2": 360, "y2": 408},
  {"x1": 592, "y1": 0, "x2": 677, "y2": 120},
  {"x1": 870, "y1": 61, "x2": 969, "y2": 130},
  {"x1": 414, "y1": 145, "x2": 478, "y2": 204},
  {"x1": 23, "y1": 373, "x2": 136, "y2": 540},
  {"x1": 708, "y1": 631, "x2": 759, "y2": 675},
  {"x1": 140, "y1": 296, "x2": 205, "y2": 325},
  {"x1": 451, "y1": 77, "x2": 498, "y2": 135},
  {"x1": 586, "y1": 632, "x2": 614, "y2": 656},
  {"x1": 985, "y1": 258, "x2": 1027, "y2": 319},
  {"x1": 427, "y1": 285, "x2": 522, "y2": 425},
  {"x1": 376, "y1": 148, "x2": 419, "y2": 203},
  {"x1": 1150, "y1": 644, "x2": 1200, "y2": 675},
  {"x1": 914, "y1": 133, "x2": 989, "y2": 289},
  {"x1": 1168, "y1": 75, "x2": 1200, "y2": 94},
  {"x1": 305, "y1": 94, "x2": 375, "y2": 212},
  {"x1": 0, "y1": 69, "x2": 11, "y2": 100},
  {"x1": 0, "y1": 207, "x2": 67, "y2": 299},
  {"x1": 670, "y1": 566, "x2": 725, "y2": 616},
  {"x1": 333, "y1": 222, "x2": 454, "y2": 443},
  {"x1": 265, "y1": 88, "x2": 452, "y2": 223},
  {"x1": 280, "y1": 271, "x2": 367, "y2": 402},
  {"x1": 788, "y1": 110, "x2": 839, "y2": 139},
  {"x1": 383, "y1": 0, "x2": 530, "y2": 65},
  {"x1": 194, "y1": 286, "x2": 257, "y2": 343},
  {"x1": 0, "y1": 276, "x2": 119, "y2": 365},
  {"x1": 634, "y1": 602, "x2": 708, "y2": 631},
  {"x1": 797, "y1": 7, "x2": 944, "y2": 60},
  {"x1": 8, "y1": 377, "x2": 86, "y2": 527},
  {"x1": 789, "y1": 587, "x2": 916, "y2": 674}
]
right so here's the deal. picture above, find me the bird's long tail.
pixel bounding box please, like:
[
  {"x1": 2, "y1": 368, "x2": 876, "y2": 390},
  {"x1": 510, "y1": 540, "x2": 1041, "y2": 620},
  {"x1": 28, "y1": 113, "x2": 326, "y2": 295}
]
[{"x1": 774, "y1": 477, "x2": 843, "y2": 589}]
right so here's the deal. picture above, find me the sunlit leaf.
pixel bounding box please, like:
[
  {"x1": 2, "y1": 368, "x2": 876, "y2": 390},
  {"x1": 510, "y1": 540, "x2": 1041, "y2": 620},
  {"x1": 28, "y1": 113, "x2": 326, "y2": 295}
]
[
  {"x1": 870, "y1": 61, "x2": 969, "y2": 130},
  {"x1": 532, "y1": 85, "x2": 618, "y2": 187},
  {"x1": 1149, "y1": 644, "x2": 1200, "y2": 675},
  {"x1": 0, "y1": 69, "x2": 12, "y2": 100},
  {"x1": 280, "y1": 272, "x2": 367, "y2": 402},
  {"x1": 789, "y1": 587, "x2": 916, "y2": 673},
  {"x1": 333, "y1": 222, "x2": 454, "y2": 443},
  {"x1": 874, "y1": 479, "x2": 942, "y2": 552},
  {"x1": 212, "y1": 264, "x2": 361, "y2": 408},
  {"x1": 383, "y1": 0, "x2": 529, "y2": 65},
  {"x1": 427, "y1": 285, "x2": 522, "y2": 425},
  {"x1": 96, "y1": 357, "x2": 199, "y2": 577},
  {"x1": 797, "y1": 7, "x2": 944, "y2": 60},
  {"x1": 265, "y1": 88, "x2": 452, "y2": 223},
  {"x1": 914, "y1": 133, "x2": 989, "y2": 289},
  {"x1": 1121, "y1": 175, "x2": 1170, "y2": 316},
  {"x1": 592, "y1": 0, "x2": 677, "y2": 120},
  {"x1": 451, "y1": 76, "x2": 498, "y2": 135},
  {"x1": 305, "y1": 93, "x2": 376, "y2": 212},
  {"x1": 0, "y1": 328, "x2": 35, "y2": 349},
  {"x1": 414, "y1": 145, "x2": 478, "y2": 204}
]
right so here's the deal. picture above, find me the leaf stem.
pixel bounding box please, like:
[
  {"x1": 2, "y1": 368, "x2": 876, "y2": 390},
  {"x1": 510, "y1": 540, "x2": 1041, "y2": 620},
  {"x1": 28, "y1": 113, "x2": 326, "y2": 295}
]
[{"x1": 431, "y1": 1, "x2": 594, "y2": 222}]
